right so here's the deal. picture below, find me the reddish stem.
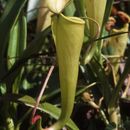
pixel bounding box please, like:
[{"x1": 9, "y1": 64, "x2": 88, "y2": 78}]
[{"x1": 31, "y1": 65, "x2": 55, "y2": 123}]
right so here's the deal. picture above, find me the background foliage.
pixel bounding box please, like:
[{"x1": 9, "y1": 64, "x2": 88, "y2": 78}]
[{"x1": 0, "y1": 0, "x2": 130, "y2": 130}]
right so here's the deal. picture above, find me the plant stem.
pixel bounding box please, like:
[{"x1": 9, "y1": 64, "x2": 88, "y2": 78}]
[{"x1": 32, "y1": 65, "x2": 55, "y2": 120}]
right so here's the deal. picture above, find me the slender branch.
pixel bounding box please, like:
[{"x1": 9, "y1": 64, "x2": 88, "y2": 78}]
[
  {"x1": 31, "y1": 65, "x2": 55, "y2": 122},
  {"x1": 81, "y1": 16, "x2": 100, "y2": 39}
]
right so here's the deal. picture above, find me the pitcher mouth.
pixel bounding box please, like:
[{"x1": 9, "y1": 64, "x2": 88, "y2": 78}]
[{"x1": 52, "y1": 13, "x2": 85, "y2": 25}]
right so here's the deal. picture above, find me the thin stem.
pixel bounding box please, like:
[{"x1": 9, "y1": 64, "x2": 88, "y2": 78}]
[
  {"x1": 81, "y1": 16, "x2": 100, "y2": 39},
  {"x1": 76, "y1": 82, "x2": 97, "y2": 96},
  {"x1": 41, "y1": 89, "x2": 60, "y2": 102},
  {"x1": 31, "y1": 65, "x2": 55, "y2": 121}
]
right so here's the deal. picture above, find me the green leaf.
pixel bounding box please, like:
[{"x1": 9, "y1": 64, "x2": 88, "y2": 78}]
[
  {"x1": 6, "y1": 14, "x2": 27, "y2": 93},
  {"x1": 7, "y1": 14, "x2": 27, "y2": 69},
  {"x1": 0, "y1": 0, "x2": 27, "y2": 78},
  {"x1": 97, "y1": 0, "x2": 114, "y2": 62},
  {"x1": 0, "y1": 27, "x2": 51, "y2": 84},
  {"x1": 42, "y1": 103, "x2": 79, "y2": 130},
  {"x1": 64, "y1": 1, "x2": 75, "y2": 16},
  {"x1": 82, "y1": 43, "x2": 98, "y2": 65},
  {"x1": 18, "y1": 95, "x2": 79, "y2": 130},
  {"x1": 74, "y1": 0, "x2": 86, "y2": 17},
  {"x1": 90, "y1": 59, "x2": 112, "y2": 106},
  {"x1": 102, "y1": 0, "x2": 114, "y2": 26},
  {"x1": 7, "y1": 20, "x2": 19, "y2": 68},
  {"x1": 76, "y1": 82, "x2": 97, "y2": 96},
  {"x1": 0, "y1": 83, "x2": 6, "y2": 94}
]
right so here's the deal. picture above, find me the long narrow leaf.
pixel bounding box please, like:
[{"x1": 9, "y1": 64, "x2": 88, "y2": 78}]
[
  {"x1": 102, "y1": 0, "x2": 114, "y2": 27},
  {"x1": 97, "y1": 0, "x2": 114, "y2": 55},
  {"x1": 90, "y1": 59, "x2": 112, "y2": 106},
  {"x1": 0, "y1": 0, "x2": 27, "y2": 78},
  {"x1": 0, "y1": 27, "x2": 51, "y2": 85}
]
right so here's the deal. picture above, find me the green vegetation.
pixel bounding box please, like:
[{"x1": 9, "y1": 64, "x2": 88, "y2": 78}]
[{"x1": 0, "y1": 0, "x2": 130, "y2": 130}]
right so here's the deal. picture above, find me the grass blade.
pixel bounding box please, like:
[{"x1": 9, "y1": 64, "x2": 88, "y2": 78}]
[{"x1": 0, "y1": 0, "x2": 27, "y2": 78}]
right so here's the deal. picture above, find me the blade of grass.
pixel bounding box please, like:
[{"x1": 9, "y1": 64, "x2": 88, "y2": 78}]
[
  {"x1": 0, "y1": 0, "x2": 27, "y2": 78},
  {"x1": 90, "y1": 58, "x2": 112, "y2": 106},
  {"x1": 0, "y1": 27, "x2": 51, "y2": 85},
  {"x1": 97, "y1": 0, "x2": 114, "y2": 63},
  {"x1": 76, "y1": 82, "x2": 97, "y2": 96},
  {"x1": 102, "y1": 0, "x2": 114, "y2": 27}
]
